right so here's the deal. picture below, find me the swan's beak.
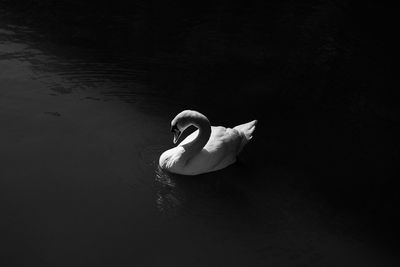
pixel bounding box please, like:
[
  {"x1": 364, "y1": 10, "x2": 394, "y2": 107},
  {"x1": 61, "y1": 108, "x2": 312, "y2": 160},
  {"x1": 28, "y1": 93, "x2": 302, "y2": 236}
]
[{"x1": 173, "y1": 130, "x2": 181, "y2": 144}]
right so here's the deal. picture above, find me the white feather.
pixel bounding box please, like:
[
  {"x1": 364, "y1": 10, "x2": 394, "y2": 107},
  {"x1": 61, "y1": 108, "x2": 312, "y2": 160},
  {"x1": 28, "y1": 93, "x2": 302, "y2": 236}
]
[{"x1": 159, "y1": 110, "x2": 257, "y2": 175}]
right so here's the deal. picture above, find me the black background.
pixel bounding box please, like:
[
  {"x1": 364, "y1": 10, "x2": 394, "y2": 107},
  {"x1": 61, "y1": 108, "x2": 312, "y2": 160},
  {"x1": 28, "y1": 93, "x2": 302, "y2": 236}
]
[{"x1": 1, "y1": 0, "x2": 399, "y2": 265}]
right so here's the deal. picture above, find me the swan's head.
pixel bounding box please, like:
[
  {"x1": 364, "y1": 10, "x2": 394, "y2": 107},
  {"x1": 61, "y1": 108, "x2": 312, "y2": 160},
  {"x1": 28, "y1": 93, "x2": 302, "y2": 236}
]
[
  {"x1": 170, "y1": 110, "x2": 209, "y2": 144},
  {"x1": 170, "y1": 124, "x2": 181, "y2": 144}
]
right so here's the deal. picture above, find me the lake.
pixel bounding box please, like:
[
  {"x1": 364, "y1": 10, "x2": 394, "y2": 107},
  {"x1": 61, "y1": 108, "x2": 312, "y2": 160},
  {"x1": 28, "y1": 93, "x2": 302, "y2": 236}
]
[{"x1": 1, "y1": 5, "x2": 399, "y2": 267}]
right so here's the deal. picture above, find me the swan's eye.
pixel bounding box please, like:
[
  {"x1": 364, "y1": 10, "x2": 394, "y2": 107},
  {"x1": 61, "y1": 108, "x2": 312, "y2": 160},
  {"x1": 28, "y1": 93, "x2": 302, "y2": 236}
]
[{"x1": 170, "y1": 125, "x2": 179, "y2": 133}]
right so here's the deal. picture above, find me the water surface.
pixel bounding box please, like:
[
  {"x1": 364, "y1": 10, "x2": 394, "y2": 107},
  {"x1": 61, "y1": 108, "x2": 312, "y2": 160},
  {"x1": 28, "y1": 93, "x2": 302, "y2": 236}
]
[{"x1": 1, "y1": 18, "x2": 398, "y2": 267}]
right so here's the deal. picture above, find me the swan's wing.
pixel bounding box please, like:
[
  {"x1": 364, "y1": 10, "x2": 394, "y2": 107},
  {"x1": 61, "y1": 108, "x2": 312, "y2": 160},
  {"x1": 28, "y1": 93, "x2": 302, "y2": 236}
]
[
  {"x1": 204, "y1": 126, "x2": 241, "y2": 153},
  {"x1": 184, "y1": 126, "x2": 242, "y2": 174}
]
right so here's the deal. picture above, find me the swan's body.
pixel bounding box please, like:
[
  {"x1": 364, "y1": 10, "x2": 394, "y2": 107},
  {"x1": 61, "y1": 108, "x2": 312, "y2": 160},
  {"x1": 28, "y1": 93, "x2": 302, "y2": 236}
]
[{"x1": 159, "y1": 110, "x2": 257, "y2": 175}]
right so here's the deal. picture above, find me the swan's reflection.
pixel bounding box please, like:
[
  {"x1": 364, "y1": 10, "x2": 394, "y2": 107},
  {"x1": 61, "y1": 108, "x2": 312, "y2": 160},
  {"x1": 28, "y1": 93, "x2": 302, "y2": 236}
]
[
  {"x1": 154, "y1": 166, "x2": 183, "y2": 215},
  {"x1": 154, "y1": 163, "x2": 252, "y2": 219}
]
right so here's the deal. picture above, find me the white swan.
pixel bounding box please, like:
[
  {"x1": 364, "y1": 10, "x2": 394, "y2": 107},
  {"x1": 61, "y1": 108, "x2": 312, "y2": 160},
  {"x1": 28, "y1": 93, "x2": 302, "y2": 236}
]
[{"x1": 159, "y1": 110, "x2": 257, "y2": 175}]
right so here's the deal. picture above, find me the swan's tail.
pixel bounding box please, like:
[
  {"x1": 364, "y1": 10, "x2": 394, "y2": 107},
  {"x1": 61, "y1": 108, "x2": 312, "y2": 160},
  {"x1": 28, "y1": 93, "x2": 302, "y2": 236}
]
[{"x1": 234, "y1": 120, "x2": 258, "y2": 153}]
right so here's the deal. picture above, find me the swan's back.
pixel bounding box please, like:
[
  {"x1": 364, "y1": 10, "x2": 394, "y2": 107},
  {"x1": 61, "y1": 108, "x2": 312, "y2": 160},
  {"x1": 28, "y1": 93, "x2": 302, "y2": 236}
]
[
  {"x1": 183, "y1": 121, "x2": 257, "y2": 175},
  {"x1": 180, "y1": 126, "x2": 241, "y2": 175}
]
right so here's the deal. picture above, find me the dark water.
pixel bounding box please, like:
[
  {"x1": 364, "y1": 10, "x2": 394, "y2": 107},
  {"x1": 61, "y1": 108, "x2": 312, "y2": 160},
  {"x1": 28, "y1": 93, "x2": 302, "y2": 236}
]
[{"x1": 1, "y1": 3, "x2": 399, "y2": 267}]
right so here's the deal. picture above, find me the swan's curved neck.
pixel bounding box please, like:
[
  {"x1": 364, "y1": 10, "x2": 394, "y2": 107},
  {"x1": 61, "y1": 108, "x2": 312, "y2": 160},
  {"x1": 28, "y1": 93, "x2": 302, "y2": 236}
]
[{"x1": 181, "y1": 116, "x2": 211, "y2": 161}]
